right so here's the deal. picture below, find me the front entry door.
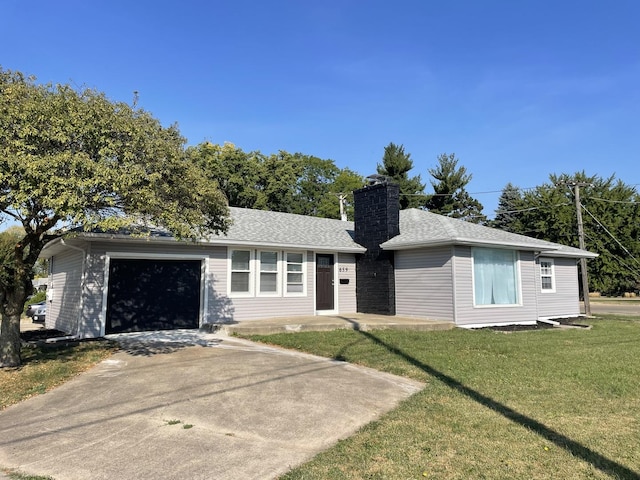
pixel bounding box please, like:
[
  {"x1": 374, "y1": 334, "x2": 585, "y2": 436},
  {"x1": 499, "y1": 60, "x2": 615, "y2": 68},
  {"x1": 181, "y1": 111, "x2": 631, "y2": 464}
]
[{"x1": 316, "y1": 254, "x2": 335, "y2": 311}]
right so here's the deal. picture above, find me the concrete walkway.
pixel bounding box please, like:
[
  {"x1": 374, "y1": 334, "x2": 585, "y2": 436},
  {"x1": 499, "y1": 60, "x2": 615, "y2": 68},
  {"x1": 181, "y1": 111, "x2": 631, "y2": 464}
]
[
  {"x1": 217, "y1": 313, "x2": 454, "y2": 335},
  {"x1": 1, "y1": 331, "x2": 423, "y2": 480}
]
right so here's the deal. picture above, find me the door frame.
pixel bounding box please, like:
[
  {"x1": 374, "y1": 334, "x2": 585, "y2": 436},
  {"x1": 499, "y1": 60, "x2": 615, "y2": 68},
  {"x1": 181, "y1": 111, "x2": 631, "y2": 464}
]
[
  {"x1": 101, "y1": 252, "x2": 208, "y2": 336},
  {"x1": 315, "y1": 252, "x2": 337, "y2": 315}
]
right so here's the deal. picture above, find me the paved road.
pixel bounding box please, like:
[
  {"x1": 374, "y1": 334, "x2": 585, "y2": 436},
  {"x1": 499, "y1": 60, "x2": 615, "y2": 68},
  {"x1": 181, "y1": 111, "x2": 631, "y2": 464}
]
[
  {"x1": 0, "y1": 331, "x2": 422, "y2": 480},
  {"x1": 585, "y1": 301, "x2": 640, "y2": 316}
]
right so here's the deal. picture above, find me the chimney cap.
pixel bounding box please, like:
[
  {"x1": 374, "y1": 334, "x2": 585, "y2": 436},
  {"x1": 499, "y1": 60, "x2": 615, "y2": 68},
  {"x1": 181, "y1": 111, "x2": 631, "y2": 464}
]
[{"x1": 366, "y1": 174, "x2": 392, "y2": 185}]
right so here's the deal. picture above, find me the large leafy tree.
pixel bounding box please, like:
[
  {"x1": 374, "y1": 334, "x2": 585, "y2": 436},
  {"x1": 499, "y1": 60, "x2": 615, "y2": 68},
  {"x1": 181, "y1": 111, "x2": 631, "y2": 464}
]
[
  {"x1": 377, "y1": 142, "x2": 425, "y2": 209},
  {"x1": 190, "y1": 142, "x2": 364, "y2": 220},
  {"x1": 314, "y1": 168, "x2": 364, "y2": 221},
  {"x1": 0, "y1": 68, "x2": 229, "y2": 367},
  {"x1": 515, "y1": 172, "x2": 640, "y2": 295},
  {"x1": 186, "y1": 142, "x2": 263, "y2": 209},
  {"x1": 424, "y1": 153, "x2": 486, "y2": 223}
]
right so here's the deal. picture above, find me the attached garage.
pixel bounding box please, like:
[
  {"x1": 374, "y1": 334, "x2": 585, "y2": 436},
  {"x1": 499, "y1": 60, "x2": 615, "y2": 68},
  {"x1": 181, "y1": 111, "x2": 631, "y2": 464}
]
[{"x1": 105, "y1": 258, "x2": 202, "y2": 334}]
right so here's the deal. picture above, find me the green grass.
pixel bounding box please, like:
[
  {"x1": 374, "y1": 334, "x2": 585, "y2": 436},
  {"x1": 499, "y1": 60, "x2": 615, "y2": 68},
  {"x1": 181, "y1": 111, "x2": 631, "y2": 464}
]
[
  {"x1": 2, "y1": 470, "x2": 53, "y2": 480},
  {"x1": 0, "y1": 340, "x2": 117, "y2": 410},
  {"x1": 247, "y1": 316, "x2": 640, "y2": 480}
]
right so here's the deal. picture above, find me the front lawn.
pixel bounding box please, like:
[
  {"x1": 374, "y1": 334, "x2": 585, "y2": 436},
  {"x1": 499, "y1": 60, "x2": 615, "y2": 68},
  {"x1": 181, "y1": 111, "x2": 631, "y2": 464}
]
[
  {"x1": 0, "y1": 337, "x2": 117, "y2": 410},
  {"x1": 247, "y1": 316, "x2": 640, "y2": 479}
]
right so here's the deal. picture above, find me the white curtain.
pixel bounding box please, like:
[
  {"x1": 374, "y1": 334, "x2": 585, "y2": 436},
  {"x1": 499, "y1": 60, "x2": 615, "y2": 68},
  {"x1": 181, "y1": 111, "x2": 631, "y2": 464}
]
[{"x1": 473, "y1": 248, "x2": 518, "y2": 305}]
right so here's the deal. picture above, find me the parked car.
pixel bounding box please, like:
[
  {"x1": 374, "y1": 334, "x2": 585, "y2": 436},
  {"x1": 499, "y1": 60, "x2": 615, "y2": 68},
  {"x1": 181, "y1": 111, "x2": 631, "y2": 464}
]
[
  {"x1": 26, "y1": 300, "x2": 46, "y2": 318},
  {"x1": 32, "y1": 304, "x2": 46, "y2": 323}
]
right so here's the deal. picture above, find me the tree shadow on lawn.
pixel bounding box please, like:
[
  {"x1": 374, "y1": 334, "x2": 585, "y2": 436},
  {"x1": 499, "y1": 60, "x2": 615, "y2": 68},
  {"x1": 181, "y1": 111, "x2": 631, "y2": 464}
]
[{"x1": 348, "y1": 326, "x2": 639, "y2": 480}]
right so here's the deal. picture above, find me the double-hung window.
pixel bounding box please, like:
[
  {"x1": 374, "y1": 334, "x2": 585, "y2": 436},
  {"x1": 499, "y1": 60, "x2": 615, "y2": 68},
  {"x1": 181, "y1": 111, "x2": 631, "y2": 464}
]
[
  {"x1": 285, "y1": 252, "x2": 305, "y2": 294},
  {"x1": 258, "y1": 251, "x2": 279, "y2": 295},
  {"x1": 229, "y1": 249, "x2": 306, "y2": 297},
  {"x1": 539, "y1": 258, "x2": 555, "y2": 292},
  {"x1": 230, "y1": 250, "x2": 252, "y2": 295},
  {"x1": 473, "y1": 248, "x2": 520, "y2": 306}
]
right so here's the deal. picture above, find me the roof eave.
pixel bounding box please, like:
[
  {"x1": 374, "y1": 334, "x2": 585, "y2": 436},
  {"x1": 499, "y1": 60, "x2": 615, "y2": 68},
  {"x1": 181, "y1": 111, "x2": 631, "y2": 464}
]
[
  {"x1": 539, "y1": 249, "x2": 599, "y2": 259},
  {"x1": 381, "y1": 236, "x2": 561, "y2": 252},
  {"x1": 57, "y1": 232, "x2": 367, "y2": 253}
]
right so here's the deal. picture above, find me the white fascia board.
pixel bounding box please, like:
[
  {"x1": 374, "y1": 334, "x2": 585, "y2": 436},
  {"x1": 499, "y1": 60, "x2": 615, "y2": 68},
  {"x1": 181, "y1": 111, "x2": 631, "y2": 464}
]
[
  {"x1": 538, "y1": 249, "x2": 599, "y2": 259},
  {"x1": 73, "y1": 232, "x2": 366, "y2": 253},
  {"x1": 381, "y1": 237, "x2": 560, "y2": 252}
]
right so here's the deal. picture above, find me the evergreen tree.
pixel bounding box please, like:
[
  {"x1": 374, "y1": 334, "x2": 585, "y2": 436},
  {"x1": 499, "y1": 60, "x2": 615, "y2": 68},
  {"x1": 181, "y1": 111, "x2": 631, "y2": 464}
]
[
  {"x1": 376, "y1": 142, "x2": 425, "y2": 209},
  {"x1": 424, "y1": 153, "x2": 486, "y2": 223},
  {"x1": 492, "y1": 183, "x2": 524, "y2": 232}
]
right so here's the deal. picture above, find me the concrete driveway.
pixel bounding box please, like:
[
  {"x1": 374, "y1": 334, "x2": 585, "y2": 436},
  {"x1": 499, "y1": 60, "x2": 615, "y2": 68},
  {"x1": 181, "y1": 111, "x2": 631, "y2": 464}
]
[{"x1": 0, "y1": 331, "x2": 422, "y2": 480}]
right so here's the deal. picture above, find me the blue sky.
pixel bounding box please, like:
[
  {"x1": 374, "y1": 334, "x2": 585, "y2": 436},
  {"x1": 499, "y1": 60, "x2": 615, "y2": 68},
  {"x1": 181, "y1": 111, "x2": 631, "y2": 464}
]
[{"x1": 2, "y1": 0, "x2": 639, "y2": 215}]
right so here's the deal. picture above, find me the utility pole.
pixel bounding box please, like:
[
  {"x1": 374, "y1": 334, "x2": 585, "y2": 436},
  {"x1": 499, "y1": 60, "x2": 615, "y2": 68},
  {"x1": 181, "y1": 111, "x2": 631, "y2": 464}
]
[{"x1": 571, "y1": 182, "x2": 592, "y2": 316}]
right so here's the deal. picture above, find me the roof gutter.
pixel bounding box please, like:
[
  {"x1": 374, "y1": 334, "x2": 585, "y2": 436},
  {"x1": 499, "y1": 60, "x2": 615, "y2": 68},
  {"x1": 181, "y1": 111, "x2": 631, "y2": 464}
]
[
  {"x1": 75, "y1": 232, "x2": 368, "y2": 253},
  {"x1": 381, "y1": 237, "x2": 561, "y2": 252}
]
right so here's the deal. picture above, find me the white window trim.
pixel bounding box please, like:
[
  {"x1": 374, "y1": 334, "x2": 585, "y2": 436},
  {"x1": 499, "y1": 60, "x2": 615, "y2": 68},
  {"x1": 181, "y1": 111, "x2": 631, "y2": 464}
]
[
  {"x1": 284, "y1": 251, "x2": 307, "y2": 297},
  {"x1": 471, "y1": 247, "x2": 522, "y2": 308},
  {"x1": 228, "y1": 249, "x2": 254, "y2": 298},
  {"x1": 539, "y1": 257, "x2": 556, "y2": 293},
  {"x1": 257, "y1": 250, "x2": 281, "y2": 297},
  {"x1": 227, "y1": 248, "x2": 308, "y2": 298}
]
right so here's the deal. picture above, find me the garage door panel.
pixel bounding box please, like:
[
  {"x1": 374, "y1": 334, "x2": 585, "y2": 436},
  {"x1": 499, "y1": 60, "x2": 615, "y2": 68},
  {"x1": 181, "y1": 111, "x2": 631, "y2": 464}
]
[{"x1": 106, "y1": 259, "x2": 201, "y2": 334}]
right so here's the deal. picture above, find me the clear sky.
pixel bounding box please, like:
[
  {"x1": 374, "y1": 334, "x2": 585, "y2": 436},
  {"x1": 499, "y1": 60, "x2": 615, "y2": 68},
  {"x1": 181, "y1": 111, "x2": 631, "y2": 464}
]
[{"x1": 2, "y1": 0, "x2": 638, "y2": 216}]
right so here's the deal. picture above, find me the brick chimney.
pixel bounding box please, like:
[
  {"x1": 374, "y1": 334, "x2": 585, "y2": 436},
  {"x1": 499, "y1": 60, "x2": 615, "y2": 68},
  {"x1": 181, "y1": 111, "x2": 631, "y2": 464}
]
[{"x1": 353, "y1": 179, "x2": 400, "y2": 315}]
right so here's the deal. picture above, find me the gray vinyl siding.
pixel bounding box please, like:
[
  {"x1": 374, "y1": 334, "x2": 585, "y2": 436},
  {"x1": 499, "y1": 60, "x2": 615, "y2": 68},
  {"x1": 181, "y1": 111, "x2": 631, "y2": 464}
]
[
  {"x1": 210, "y1": 248, "x2": 316, "y2": 321},
  {"x1": 536, "y1": 257, "x2": 581, "y2": 318},
  {"x1": 79, "y1": 242, "x2": 106, "y2": 337},
  {"x1": 47, "y1": 249, "x2": 84, "y2": 335},
  {"x1": 338, "y1": 253, "x2": 357, "y2": 313},
  {"x1": 452, "y1": 246, "x2": 539, "y2": 325},
  {"x1": 394, "y1": 246, "x2": 454, "y2": 321}
]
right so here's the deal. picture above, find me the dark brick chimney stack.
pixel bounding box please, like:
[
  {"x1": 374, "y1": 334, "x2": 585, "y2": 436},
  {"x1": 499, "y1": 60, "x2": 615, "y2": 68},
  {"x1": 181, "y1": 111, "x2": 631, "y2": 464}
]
[{"x1": 353, "y1": 180, "x2": 400, "y2": 315}]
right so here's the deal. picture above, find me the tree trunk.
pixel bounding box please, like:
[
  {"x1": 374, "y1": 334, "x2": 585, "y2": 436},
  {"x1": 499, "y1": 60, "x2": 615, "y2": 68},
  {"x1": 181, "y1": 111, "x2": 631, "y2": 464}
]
[{"x1": 0, "y1": 311, "x2": 22, "y2": 368}]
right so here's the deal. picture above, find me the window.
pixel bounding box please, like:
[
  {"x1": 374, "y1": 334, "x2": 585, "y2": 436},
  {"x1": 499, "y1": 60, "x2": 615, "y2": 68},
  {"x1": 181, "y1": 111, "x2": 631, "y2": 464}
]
[
  {"x1": 473, "y1": 248, "x2": 520, "y2": 306},
  {"x1": 230, "y1": 250, "x2": 252, "y2": 295},
  {"x1": 228, "y1": 249, "x2": 307, "y2": 297},
  {"x1": 539, "y1": 258, "x2": 555, "y2": 292},
  {"x1": 258, "y1": 251, "x2": 279, "y2": 295},
  {"x1": 285, "y1": 252, "x2": 305, "y2": 294}
]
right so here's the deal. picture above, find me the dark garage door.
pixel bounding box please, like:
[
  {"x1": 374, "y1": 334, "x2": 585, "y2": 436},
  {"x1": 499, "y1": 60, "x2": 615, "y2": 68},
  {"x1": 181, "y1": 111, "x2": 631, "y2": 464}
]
[{"x1": 106, "y1": 258, "x2": 202, "y2": 334}]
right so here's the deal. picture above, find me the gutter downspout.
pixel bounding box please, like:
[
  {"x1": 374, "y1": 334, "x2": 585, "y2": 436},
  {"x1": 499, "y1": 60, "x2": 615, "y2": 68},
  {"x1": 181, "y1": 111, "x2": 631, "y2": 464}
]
[{"x1": 60, "y1": 239, "x2": 86, "y2": 339}]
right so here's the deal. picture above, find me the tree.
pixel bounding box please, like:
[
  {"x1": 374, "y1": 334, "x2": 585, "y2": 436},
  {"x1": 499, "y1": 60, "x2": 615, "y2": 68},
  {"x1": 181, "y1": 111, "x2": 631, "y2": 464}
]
[
  {"x1": 253, "y1": 151, "x2": 302, "y2": 213},
  {"x1": 424, "y1": 153, "x2": 485, "y2": 223},
  {"x1": 315, "y1": 168, "x2": 364, "y2": 221},
  {"x1": 0, "y1": 68, "x2": 229, "y2": 367},
  {"x1": 377, "y1": 143, "x2": 425, "y2": 209},
  {"x1": 492, "y1": 183, "x2": 525, "y2": 232},
  {"x1": 190, "y1": 142, "x2": 364, "y2": 220},
  {"x1": 186, "y1": 142, "x2": 263, "y2": 209},
  {"x1": 515, "y1": 172, "x2": 640, "y2": 295}
]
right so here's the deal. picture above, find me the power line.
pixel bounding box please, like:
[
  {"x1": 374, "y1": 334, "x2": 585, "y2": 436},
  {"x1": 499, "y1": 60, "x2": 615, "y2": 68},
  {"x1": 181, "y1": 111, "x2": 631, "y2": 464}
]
[
  {"x1": 584, "y1": 231, "x2": 640, "y2": 283},
  {"x1": 581, "y1": 204, "x2": 640, "y2": 270},
  {"x1": 494, "y1": 202, "x2": 571, "y2": 216},
  {"x1": 585, "y1": 197, "x2": 640, "y2": 205}
]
